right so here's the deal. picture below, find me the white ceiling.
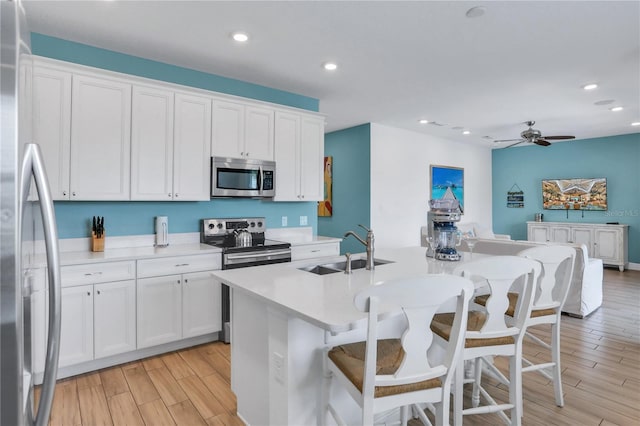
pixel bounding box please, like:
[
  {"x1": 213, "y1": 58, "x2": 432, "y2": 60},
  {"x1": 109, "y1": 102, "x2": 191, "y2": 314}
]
[{"x1": 23, "y1": 0, "x2": 640, "y2": 148}]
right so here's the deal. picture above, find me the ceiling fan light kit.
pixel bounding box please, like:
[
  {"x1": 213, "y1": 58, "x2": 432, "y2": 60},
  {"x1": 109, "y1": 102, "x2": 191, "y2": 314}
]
[{"x1": 493, "y1": 120, "x2": 576, "y2": 149}]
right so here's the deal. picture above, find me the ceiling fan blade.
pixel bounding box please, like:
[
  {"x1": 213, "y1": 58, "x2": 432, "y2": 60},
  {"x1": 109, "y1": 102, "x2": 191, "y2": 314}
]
[
  {"x1": 534, "y1": 139, "x2": 551, "y2": 146},
  {"x1": 493, "y1": 138, "x2": 524, "y2": 143},
  {"x1": 503, "y1": 140, "x2": 526, "y2": 148},
  {"x1": 542, "y1": 135, "x2": 575, "y2": 140}
]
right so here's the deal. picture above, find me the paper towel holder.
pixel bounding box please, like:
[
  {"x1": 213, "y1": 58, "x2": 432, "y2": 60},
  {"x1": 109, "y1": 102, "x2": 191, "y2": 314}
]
[{"x1": 155, "y1": 216, "x2": 169, "y2": 247}]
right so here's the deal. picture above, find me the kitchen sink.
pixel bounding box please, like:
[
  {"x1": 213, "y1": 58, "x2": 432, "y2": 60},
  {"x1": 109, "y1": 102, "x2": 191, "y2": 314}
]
[{"x1": 298, "y1": 258, "x2": 394, "y2": 275}]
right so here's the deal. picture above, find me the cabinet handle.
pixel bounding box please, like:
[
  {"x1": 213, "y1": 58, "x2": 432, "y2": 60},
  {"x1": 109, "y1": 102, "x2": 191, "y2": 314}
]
[
  {"x1": 97, "y1": 290, "x2": 101, "y2": 295},
  {"x1": 175, "y1": 263, "x2": 189, "y2": 267},
  {"x1": 184, "y1": 279, "x2": 188, "y2": 283},
  {"x1": 175, "y1": 193, "x2": 179, "y2": 198},
  {"x1": 168, "y1": 193, "x2": 172, "y2": 198},
  {"x1": 72, "y1": 191, "x2": 76, "y2": 197},
  {"x1": 87, "y1": 291, "x2": 91, "y2": 296},
  {"x1": 241, "y1": 151, "x2": 244, "y2": 156},
  {"x1": 62, "y1": 191, "x2": 67, "y2": 196},
  {"x1": 246, "y1": 152, "x2": 250, "y2": 157},
  {"x1": 177, "y1": 280, "x2": 181, "y2": 284},
  {"x1": 84, "y1": 271, "x2": 103, "y2": 276}
]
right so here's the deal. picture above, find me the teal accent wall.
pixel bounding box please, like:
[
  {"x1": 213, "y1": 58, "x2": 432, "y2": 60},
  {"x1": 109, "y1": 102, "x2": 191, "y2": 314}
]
[
  {"x1": 319, "y1": 124, "x2": 371, "y2": 255},
  {"x1": 31, "y1": 34, "x2": 319, "y2": 239},
  {"x1": 492, "y1": 133, "x2": 640, "y2": 263}
]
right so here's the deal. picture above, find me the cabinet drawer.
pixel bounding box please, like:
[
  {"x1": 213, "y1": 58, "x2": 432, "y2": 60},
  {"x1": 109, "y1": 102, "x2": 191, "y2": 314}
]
[
  {"x1": 61, "y1": 261, "x2": 136, "y2": 287},
  {"x1": 137, "y1": 253, "x2": 221, "y2": 278},
  {"x1": 291, "y1": 243, "x2": 340, "y2": 261}
]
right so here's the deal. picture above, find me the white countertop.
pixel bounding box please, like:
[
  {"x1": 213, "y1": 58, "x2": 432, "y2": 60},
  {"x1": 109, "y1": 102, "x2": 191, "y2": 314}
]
[{"x1": 212, "y1": 246, "x2": 485, "y2": 333}]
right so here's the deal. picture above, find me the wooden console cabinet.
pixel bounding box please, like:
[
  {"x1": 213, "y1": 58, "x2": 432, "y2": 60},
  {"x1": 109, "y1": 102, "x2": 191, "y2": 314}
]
[{"x1": 527, "y1": 221, "x2": 629, "y2": 271}]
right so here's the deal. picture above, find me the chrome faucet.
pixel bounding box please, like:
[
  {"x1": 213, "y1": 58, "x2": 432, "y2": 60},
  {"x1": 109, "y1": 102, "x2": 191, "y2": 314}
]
[{"x1": 343, "y1": 224, "x2": 375, "y2": 270}]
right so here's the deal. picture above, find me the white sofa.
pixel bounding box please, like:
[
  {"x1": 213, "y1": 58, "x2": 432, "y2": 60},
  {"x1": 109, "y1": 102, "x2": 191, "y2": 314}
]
[{"x1": 419, "y1": 225, "x2": 603, "y2": 318}]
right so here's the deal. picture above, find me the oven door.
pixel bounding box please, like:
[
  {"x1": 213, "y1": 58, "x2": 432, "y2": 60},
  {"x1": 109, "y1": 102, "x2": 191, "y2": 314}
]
[
  {"x1": 220, "y1": 247, "x2": 291, "y2": 343},
  {"x1": 211, "y1": 157, "x2": 275, "y2": 198}
]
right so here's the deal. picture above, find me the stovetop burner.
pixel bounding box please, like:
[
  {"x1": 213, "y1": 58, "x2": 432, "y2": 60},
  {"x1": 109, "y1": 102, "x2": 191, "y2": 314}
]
[{"x1": 200, "y1": 217, "x2": 291, "y2": 253}]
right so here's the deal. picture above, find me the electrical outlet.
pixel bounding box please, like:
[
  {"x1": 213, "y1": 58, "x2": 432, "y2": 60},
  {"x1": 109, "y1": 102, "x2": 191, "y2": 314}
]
[
  {"x1": 300, "y1": 215, "x2": 308, "y2": 226},
  {"x1": 281, "y1": 216, "x2": 288, "y2": 227},
  {"x1": 272, "y1": 352, "x2": 285, "y2": 383}
]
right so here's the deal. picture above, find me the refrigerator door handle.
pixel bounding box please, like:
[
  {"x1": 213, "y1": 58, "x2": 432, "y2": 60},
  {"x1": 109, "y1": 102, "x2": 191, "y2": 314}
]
[{"x1": 21, "y1": 143, "x2": 61, "y2": 426}]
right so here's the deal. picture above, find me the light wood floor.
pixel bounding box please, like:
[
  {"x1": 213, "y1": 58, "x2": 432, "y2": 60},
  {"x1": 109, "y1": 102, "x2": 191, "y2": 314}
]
[{"x1": 38, "y1": 268, "x2": 639, "y2": 425}]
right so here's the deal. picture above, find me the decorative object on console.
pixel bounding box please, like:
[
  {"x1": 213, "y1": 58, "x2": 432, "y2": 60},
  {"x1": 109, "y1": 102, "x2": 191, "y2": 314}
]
[
  {"x1": 542, "y1": 177, "x2": 607, "y2": 211},
  {"x1": 318, "y1": 156, "x2": 332, "y2": 216},
  {"x1": 430, "y1": 165, "x2": 464, "y2": 213}
]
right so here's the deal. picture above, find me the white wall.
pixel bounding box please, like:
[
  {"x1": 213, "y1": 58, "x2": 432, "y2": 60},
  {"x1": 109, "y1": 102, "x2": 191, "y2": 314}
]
[{"x1": 370, "y1": 123, "x2": 493, "y2": 249}]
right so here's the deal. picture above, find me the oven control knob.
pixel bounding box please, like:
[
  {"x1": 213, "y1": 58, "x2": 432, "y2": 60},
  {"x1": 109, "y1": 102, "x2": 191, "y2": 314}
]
[
  {"x1": 208, "y1": 223, "x2": 215, "y2": 229},
  {"x1": 250, "y1": 222, "x2": 255, "y2": 228},
  {"x1": 257, "y1": 221, "x2": 263, "y2": 227},
  {"x1": 217, "y1": 223, "x2": 223, "y2": 229}
]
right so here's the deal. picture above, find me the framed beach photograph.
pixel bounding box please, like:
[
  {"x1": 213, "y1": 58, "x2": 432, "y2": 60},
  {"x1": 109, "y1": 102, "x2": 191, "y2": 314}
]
[{"x1": 430, "y1": 165, "x2": 464, "y2": 212}]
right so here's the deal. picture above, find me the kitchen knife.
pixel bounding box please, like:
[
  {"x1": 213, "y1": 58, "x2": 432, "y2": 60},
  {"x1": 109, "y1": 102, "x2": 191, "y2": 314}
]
[{"x1": 92, "y1": 216, "x2": 96, "y2": 234}]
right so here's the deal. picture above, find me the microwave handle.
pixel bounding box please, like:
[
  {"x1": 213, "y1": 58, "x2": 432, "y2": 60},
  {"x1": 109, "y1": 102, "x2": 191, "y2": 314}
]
[{"x1": 258, "y1": 165, "x2": 263, "y2": 195}]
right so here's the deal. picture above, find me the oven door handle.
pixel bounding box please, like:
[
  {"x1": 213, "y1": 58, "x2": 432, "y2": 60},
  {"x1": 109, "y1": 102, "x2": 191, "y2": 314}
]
[{"x1": 225, "y1": 249, "x2": 291, "y2": 260}]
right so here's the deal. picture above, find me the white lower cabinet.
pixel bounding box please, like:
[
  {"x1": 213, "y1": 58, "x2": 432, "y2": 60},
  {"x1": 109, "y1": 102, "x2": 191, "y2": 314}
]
[
  {"x1": 59, "y1": 279, "x2": 137, "y2": 367},
  {"x1": 94, "y1": 280, "x2": 137, "y2": 359},
  {"x1": 182, "y1": 271, "x2": 222, "y2": 338},
  {"x1": 59, "y1": 285, "x2": 94, "y2": 367},
  {"x1": 137, "y1": 275, "x2": 183, "y2": 348},
  {"x1": 137, "y1": 254, "x2": 222, "y2": 349}
]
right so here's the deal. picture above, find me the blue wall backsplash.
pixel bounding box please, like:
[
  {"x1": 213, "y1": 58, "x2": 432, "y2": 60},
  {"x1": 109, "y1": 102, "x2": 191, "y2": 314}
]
[
  {"x1": 492, "y1": 132, "x2": 640, "y2": 263},
  {"x1": 55, "y1": 200, "x2": 315, "y2": 239},
  {"x1": 32, "y1": 34, "x2": 320, "y2": 239}
]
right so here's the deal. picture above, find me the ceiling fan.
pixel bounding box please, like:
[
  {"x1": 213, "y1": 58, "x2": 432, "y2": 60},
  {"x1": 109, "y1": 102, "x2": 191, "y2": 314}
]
[{"x1": 494, "y1": 121, "x2": 575, "y2": 148}]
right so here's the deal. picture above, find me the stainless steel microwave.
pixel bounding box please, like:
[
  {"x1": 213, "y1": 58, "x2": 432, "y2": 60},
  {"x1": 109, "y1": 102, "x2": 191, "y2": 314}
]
[{"x1": 211, "y1": 157, "x2": 276, "y2": 198}]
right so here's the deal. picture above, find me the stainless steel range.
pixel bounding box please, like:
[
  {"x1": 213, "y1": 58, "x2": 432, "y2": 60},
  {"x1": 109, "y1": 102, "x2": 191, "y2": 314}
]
[{"x1": 200, "y1": 217, "x2": 291, "y2": 342}]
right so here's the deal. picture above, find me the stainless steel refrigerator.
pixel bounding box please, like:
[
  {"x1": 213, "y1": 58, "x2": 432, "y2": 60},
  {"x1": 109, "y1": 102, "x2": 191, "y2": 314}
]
[{"x1": 1, "y1": 0, "x2": 62, "y2": 425}]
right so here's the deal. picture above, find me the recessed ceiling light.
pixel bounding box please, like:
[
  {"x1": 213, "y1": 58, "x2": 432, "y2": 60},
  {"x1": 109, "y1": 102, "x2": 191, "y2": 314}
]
[
  {"x1": 231, "y1": 32, "x2": 249, "y2": 42},
  {"x1": 419, "y1": 119, "x2": 429, "y2": 124},
  {"x1": 582, "y1": 83, "x2": 598, "y2": 90},
  {"x1": 610, "y1": 106, "x2": 624, "y2": 112},
  {"x1": 462, "y1": 130, "x2": 471, "y2": 135},
  {"x1": 632, "y1": 122, "x2": 640, "y2": 126},
  {"x1": 323, "y1": 62, "x2": 337, "y2": 71},
  {"x1": 466, "y1": 6, "x2": 486, "y2": 18}
]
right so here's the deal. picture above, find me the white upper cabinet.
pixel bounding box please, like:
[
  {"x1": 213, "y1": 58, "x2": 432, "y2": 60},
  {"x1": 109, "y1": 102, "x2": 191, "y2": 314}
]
[
  {"x1": 274, "y1": 111, "x2": 324, "y2": 201},
  {"x1": 32, "y1": 66, "x2": 72, "y2": 200},
  {"x1": 173, "y1": 92, "x2": 212, "y2": 201},
  {"x1": 130, "y1": 85, "x2": 175, "y2": 200},
  {"x1": 212, "y1": 99, "x2": 274, "y2": 161},
  {"x1": 70, "y1": 73, "x2": 132, "y2": 200}
]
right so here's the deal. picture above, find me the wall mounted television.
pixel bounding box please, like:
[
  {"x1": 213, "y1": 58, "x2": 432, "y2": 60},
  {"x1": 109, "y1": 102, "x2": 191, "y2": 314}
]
[{"x1": 542, "y1": 178, "x2": 607, "y2": 211}]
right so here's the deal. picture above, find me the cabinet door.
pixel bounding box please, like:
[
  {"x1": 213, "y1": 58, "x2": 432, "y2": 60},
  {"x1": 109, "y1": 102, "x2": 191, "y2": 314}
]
[
  {"x1": 594, "y1": 228, "x2": 621, "y2": 263},
  {"x1": 212, "y1": 99, "x2": 244, "y2": 158},
  {"x1": 273, "y1": 111, "x2": 300, "y2": 201},
  {"x1": 59, "y1": 286, "x2": 94, "y2": 367},
  {"x1": 173, "y1": 93, "x2": 212, "y2": 201},
  {"x1": 32, "y1": 66, "x2": 72, "y2": 200},
  {"x1": 550, "y1": 226, "x2": 571, "y2": 243},
  {"x1": 70, "y1": 74, "x2": 131, "y2": 200},
  {"x1": 571, "y1": 227, "x2": 594, "y2": 253},
  {"x1": 130, "y1": 85, "x2": 174, "y2": 201},
  {"x1": 137, "y1": 275, "x2": 182, "y2": 348},
  {"x1": 299, "y1": 115, "x2": 324, "y2": 201},
  {"x1": 527, "y1": 224, "x2": 548, "y2": 242},
  {"x1": 94, "y1": 280, "x2": 136, "y2": 359},
  {"x1": 245, "y1": 105, "x2": 274, "y2": 161},
  {"x1": 182, "y1": 271, "x2": 222, "y2": 338}
]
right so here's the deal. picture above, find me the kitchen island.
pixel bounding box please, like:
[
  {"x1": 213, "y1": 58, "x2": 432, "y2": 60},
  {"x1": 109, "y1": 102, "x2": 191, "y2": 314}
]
[{"x1": 211, "y1": 246, "x2": 477, "y2": 425}]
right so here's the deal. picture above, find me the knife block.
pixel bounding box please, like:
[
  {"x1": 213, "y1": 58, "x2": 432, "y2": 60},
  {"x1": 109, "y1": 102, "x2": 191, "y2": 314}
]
[{"x1": 91, "y1": 231, "x2": 105, "y2": 252}]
